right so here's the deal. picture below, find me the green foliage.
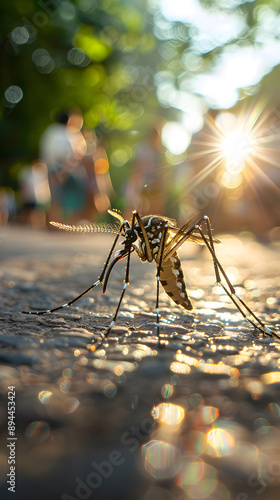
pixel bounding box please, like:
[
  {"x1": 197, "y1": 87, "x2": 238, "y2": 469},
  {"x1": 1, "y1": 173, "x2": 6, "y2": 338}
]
[
  {"x1": 0, "y1": 0, "x2": 160, "y2": 191},
  {"x1": 74, "y1": 24, "x2": 112, "y2": 62}
]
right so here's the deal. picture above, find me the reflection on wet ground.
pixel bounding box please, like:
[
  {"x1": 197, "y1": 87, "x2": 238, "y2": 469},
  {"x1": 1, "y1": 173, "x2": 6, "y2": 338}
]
[{"x1": 0, "y1": 229, "x2": 280, "y2": 499}]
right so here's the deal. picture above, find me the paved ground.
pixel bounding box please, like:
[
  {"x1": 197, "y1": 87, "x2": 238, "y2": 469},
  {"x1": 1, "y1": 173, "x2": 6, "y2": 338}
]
[{"x1": 0, "y1": 225, "x2": 280, "y2": 500}]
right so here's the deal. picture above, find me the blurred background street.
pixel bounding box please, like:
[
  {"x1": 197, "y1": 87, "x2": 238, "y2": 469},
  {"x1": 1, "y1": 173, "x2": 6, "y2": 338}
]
[{"x1": 1, "y1": 0, "x2": 280, "y2": 238}]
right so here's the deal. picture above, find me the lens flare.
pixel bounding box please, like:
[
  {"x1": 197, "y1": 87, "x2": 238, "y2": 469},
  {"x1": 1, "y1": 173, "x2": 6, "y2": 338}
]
[
  {"x1": 170, "y1": 361, "x2": 191, "y2": 374},
  {"x1": 60, "y1": 380, "x2": 71, "y2": 393},
  {"x1": 25, "y1": 421, "x2": 51, "y2": 442},
  {"x1": 184, "y1": 99, "x2": 280, "y2": 200},
  {"x1": 161, "y1": 383, "x2": 174, "y2": 399},
  {"x1": 64, "y1": 397, "x2": 80, "y2": 413},
  {"x1": 177, "y1": 457, "x2": 204, "y2": 488},
  {"x1": 261, "y1": 371, "x2": 280, "y2": 385},
  {"x1": 199, "y1": 406, "x2": 219, "y2": 425},
  {"x1": 152, "y1": 403, "x2": 185, "y2": 425},
  {"x1": 38, "y1": 391, "x2": 53, "y2": 404},
  {"x1": 222, "y1": 129, "x2": 251, "y2": 168},
  {"x1": 178, "y1": 458, "x2": 218, "y2": 497},
  {"x1": 142, "y1": 440, "x2": 181, "y2": 479},
  {"x1": 206, "y1": 428, "x2": 236, "y2": 457},
  {"x1": 185, "y1": 430, "x2": 206, "y2": 455}
]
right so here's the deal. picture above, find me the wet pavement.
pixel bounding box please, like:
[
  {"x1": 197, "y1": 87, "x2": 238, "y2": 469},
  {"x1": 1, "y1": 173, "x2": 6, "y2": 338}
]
[{"x1": 0, "y1": 225, "x2": 280, "y2": 500}]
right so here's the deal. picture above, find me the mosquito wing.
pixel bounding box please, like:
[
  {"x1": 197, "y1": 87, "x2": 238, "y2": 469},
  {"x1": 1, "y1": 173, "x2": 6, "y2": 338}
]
[{"x1": 168, "y1": 227, "x2": 221, "y2": 245}]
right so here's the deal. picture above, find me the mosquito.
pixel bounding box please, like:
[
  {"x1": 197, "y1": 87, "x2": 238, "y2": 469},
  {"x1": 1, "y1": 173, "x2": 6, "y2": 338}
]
[{"x1": 22, "y1": 209, "x2": 278, "y2": 341}]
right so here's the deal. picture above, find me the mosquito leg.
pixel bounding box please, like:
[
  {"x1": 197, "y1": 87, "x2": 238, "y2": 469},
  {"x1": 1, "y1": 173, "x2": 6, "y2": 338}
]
[
  {"x1": 196, "y1": 217, "x2": 278, "y2": 339},
  {"x1": 22, "y1": 280, "x2": 102, "y2": 316},
  {"x1": 22, "y1": 230, "x2": 123, "y2": 316},
  {"x1": 133, "y1": 211, "x2": 168, "y2": 341},
  {"x1": 103, "y1": 213, "x2": 137, "y2": 339},
  {"x1": 133, "y1": 210, "x2": 153, "y2": 262},
  {"x1": 93, "y1": 265, "x2": 132, "y2": 351},
  {"x1": 103, "y1": 255, "x2": 131, "y2": 339},
  {"x1": 162, "y1": 215, "x2": 277, "y2": 338},
  {"x1": 155, "y1": 224, "x2": 169, "y2": 339},
  {"x1": 198, "y1": 216, "x2": 221, "y2": 285},
  {"x1": 163, "y1": 216, "x2": 207, "y2": 261}
]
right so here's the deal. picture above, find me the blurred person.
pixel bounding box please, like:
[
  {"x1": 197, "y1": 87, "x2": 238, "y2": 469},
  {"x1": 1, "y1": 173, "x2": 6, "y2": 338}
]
[
  {"x1": 0, "y1": 187, "x2": 16, "y2": 225},
  {"x1": 78, "y1": 131, "x2": 115, "y2": 220},
  {"x1": 18, "y1": 161, "x2": 50, "y2": 227},
  {"x1": 40, "y1": 111, "x2": 114, "y2": 224},
  {"x1": 125, "y1": 127, "x2": 165, "y2": 216},
  {"x1": 39, "y1": 111, "x2": 88, "y2": 224}
]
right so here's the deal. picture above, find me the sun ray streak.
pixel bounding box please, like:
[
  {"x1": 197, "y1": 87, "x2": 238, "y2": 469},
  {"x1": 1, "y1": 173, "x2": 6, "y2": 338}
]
[
  {"x1": 246, "y1": 157, "x2": 280, "y2": 194},
  {"x1": 186, "y1": 100, "x2": 280, "y2": 196},
  {"x1": 185, "y1": 155, "x2": 225, "y2": 194}
]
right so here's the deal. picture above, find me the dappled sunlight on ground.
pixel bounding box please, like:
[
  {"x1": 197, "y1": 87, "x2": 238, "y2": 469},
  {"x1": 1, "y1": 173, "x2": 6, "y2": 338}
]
[{"x1": 0, "y1": 228, "x2": 280, "y2": 499}]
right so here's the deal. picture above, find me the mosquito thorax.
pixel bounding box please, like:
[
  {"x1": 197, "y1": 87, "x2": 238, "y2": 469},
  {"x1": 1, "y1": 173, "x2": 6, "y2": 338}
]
[{"x1": 133, "y1": 216, "x2": 170, "y2": 261}]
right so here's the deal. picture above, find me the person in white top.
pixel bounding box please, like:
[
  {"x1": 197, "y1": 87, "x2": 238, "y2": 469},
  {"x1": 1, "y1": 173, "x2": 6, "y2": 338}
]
[{"x1": 39, "y1": 112, "x2": 87, "y2": 223}]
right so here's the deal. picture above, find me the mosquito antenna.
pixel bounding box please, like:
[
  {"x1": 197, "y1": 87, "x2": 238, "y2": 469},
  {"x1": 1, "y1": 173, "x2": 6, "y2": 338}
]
[
  {"x1": 49, "y1": 208, "x2": 125, "y2": 234},
  {"x1": 49, "y1": 221, "x2": 121, "y2": 234}
]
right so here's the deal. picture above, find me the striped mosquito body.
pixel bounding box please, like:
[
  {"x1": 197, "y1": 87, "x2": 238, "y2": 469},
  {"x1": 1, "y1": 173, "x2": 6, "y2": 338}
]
[
  {"x1": 158, "y1": 253, "x2": 192, "y2": 310},
  {"x1": 22, "y1": 209, "x2": 278, "y2": 343},
  {"x1": 133, "y1": 216, "x2": 192, "y2": 310}
]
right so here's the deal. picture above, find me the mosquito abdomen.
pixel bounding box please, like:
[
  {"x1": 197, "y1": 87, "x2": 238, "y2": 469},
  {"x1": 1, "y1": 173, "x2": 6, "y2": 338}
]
[{"x1": 159, "y1": 252, "x2": 192, "y2": 310}]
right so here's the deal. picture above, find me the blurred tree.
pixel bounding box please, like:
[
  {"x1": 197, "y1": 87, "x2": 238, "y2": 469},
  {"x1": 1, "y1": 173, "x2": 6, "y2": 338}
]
[
  {"x1": 1, "y1": 0, "x2": 280, "y2": 220},
  {"x1": 0, "y1": 0, "x2": 162, "y2": 200}
]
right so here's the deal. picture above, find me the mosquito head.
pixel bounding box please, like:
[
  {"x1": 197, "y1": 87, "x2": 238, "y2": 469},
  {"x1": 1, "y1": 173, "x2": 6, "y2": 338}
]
[
  {"x1": 113, "y1": 220, "x2": 137, "y2": 257},
  {"x1": 123, "y1": 222, "x2": 137, "y2": 247}
]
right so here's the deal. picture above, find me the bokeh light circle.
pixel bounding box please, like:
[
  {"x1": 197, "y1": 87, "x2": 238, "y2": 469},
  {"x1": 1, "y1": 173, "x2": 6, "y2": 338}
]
[{"x1": 4, "y1": 86, "x2": 23, "y2": 105}]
